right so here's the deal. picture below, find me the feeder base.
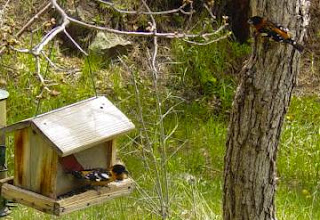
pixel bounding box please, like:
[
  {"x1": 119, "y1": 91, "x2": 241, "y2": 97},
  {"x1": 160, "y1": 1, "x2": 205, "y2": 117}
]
[{"x1": 0, "y1": 177, "x2": 135, "y2": 216}]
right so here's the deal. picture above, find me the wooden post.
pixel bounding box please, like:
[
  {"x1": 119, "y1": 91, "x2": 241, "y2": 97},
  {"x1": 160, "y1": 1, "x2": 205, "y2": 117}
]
[{"x1": 0, "y1": 89, "x2": 10, "y2": 216}]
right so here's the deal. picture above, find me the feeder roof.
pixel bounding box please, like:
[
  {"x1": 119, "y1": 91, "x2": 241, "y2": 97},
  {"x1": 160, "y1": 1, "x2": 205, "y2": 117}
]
[{"x1": 3, "y1": 96, "x2": 135, "y2": 156}]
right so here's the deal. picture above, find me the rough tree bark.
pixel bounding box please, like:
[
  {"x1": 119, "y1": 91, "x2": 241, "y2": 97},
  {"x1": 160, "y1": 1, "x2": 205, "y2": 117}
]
[{"x1": 223, "y1": 0, "x2": 310, "y2": 220}]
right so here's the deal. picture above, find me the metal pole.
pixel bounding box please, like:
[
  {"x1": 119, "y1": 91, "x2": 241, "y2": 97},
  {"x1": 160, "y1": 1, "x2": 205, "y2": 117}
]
[{"x1": 0, "y1": 89, "x2": 10, "y2": 217}]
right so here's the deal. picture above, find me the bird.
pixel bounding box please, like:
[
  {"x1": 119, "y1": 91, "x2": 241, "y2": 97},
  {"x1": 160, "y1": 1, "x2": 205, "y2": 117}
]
[
  {"x1": 70, "y1": 164, "x2": 129, "y2": 186},
  {"x1": 111, "y1": 164, "x2": 129, "y2": 181},
  {"x1": 71, "y1": 168, "x2": 112, "y2": 184},
  {"x1": 247, "y1": 16, "x2": 304, "y2": 52}
]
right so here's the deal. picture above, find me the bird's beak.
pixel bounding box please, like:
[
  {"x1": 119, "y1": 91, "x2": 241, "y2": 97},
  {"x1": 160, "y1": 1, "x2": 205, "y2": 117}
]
[{"x1": 247, "y1": 19, "x2": 253, "y2": 25}]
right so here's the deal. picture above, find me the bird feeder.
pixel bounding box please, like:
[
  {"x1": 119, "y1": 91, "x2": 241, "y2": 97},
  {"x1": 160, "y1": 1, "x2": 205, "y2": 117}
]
[{"x1": 0, "y1": 96, "x2": 135, "y2": 215}]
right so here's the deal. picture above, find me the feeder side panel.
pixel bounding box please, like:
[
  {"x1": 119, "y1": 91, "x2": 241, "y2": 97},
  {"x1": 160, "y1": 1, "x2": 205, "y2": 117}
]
[
  {"x1": 29, "y1": 130, "x2": 58, "y2": 199},
  {"x1": 14, "y1": 128, "x2": 31, "y2": 188},
  {"x1": 75, "y1": 141, "x2": 112, "y2": 169}
]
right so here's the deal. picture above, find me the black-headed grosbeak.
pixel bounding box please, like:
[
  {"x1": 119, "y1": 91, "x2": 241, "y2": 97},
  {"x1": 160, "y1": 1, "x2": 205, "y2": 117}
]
[
  {"x1": 71, "y1": 164, "x2": 129, "y2": 186},
  {"x1": 111, "y1": 164, "x2": 129, "y2": 181},
  {"x1": 71, "y1": 168, "x2": 112, "y2": 186},
  {"x1": 248, "y1": 16, "x2": 304, "y2": 52}
]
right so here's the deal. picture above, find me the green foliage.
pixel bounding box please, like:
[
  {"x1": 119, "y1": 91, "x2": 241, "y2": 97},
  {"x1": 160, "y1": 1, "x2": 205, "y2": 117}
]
[
  {"x1": 276, "y1": 96, "x2": 320, "y2": 219},
  {"x1": 1, "y1": 31, "x2": 320, "y2": 219},
  {"x1": 279, "y1": 96, "x2": 320, "y2": 187},
  {"x1": 171, "y1": 39, "x2": 250, "y2": 113}
]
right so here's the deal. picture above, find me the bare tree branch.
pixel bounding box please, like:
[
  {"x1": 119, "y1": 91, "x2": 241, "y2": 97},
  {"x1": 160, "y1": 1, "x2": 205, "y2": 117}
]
[
  {"x1": 183, "y1": 32, "x2": 231, "y2": 45},
  {"x1": 68, "y1": 16, "x2": 227, "y2": 39},
  {"x1": 32, "y1": 0, "x2": 69, "y2": 55},
  {"x1": 20, "y1": 0, "x2": 228, "y2": 56},
  {"x1": 203, "y1": 3, "x2": 216, "y2": 20},
  {"x1": 63, "y1": 29, "x2": 88, "y2": 56},
  {"x1": 96, "y1": 0, "x2": 193, "y2": 15},
  {"x1": 16, "y1": 2, "x2": 52, "y2": 38}
]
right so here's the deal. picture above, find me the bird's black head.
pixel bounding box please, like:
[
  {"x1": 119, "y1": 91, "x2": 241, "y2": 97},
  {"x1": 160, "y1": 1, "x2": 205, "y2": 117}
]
[
  {"x1": 248, "y1": 16, "x2": 263, "y2": 25},
  {"x1": 112, "y1": 164, "x2": 128, "y2": 174}
]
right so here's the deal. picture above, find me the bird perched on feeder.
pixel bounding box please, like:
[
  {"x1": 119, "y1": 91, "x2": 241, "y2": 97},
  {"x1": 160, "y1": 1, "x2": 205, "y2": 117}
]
[
  {"x1": 71, "y1": 168, "x2": 112, "y2": 186},
  {"x1": 70, "y1": 164, "x2": 129, "y2": 186},
  {"x1": 111, "y1": 164, "x2": 129, "y2": 181},
  {"x1": 247, "y1": 16, "x2": 304, "y2": 52}
]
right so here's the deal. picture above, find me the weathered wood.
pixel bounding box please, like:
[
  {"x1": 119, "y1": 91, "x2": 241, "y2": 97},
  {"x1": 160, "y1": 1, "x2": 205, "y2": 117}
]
[
  {"x1": 29, "y1": 128, "x2": 58, "y2": 199},
  {"x1": 30, "y1": 123, "x2": 63, "y2": 156},
  {"x1": 3, "y1": 96, "x2": 135, "y2": 156},
  {"x1": 14, "y1": 128, "x2": 31, "y2": 188},
  {"x1": 1, "y1": 181, "x2": 56, "y2": 214},
  {"x1": 106, "y1": 140, "x2": 116, "y2": 167},
  {"x1": 56, "y1": 178, "x2": 135, "y2": 216},
  {"x1": 4, "y1": 96, "x2": 135, "y2": 215},
  {"x1": 14, "y1": 127, "x2": 58, "y2": 199},
  {"x1": 0, "y1": 121, "x2": 30, "y2": 134},
  {"x1": 0, "y1": 177, "x2": 13, "y2": 186},
  {"x1": 32, "y1": 96, "x2": 135, "y2": 156},
  {"x1": 223, "y1": 1, "x2": 310, "y2": 219},
  {"x1": 1, "y1": 177, "x2": 135, "y2": 216},
  {"x1": 0, "y1": 97, "x2": 97, "y2": 134},
  {"x1": 75, "y1": 142, "x2": 110, "y2": 169}
]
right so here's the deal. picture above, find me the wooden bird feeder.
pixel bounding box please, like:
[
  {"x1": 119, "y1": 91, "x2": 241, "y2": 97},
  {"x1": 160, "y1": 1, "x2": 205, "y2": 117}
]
[{"x1": 0, "y1": 96, "x2": 135, "y2": 215}]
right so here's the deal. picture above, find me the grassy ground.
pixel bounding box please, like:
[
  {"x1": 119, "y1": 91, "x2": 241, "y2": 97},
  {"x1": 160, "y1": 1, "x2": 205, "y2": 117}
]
[{"x1": 0, "y1": 37, "x2": 319, "y2": 220}]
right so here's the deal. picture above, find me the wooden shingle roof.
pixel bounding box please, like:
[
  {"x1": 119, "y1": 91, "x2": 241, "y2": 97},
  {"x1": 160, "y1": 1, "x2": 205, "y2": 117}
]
[{"x1": 3, "y1": 96, "x2": 135, "y2": 156}]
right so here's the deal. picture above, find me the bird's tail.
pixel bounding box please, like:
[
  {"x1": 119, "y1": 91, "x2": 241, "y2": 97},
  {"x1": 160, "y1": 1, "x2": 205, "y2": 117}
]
[{"x1": 288, "y1": 39, "x2": 304, "y2": 52}]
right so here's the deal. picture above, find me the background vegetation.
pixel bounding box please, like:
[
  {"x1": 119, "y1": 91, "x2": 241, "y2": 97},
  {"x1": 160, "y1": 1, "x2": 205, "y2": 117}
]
[{"x1": 0, "y1": 0, "x2": 319, "y2": 219}]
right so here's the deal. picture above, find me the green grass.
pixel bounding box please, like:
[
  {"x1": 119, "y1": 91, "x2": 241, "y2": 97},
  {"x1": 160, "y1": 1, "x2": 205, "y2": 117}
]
[
  {"x1": 0, "y1": 38, "x2": 320, "y2": 220},
  {"x1": 279, "y1": 96, "x2": 320, "y2": 188}
]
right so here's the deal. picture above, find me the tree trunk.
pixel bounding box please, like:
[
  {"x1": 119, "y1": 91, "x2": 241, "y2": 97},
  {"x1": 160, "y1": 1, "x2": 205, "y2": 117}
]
[
  {"x1": 226, "y1": 0, "x2": 250, "y2": 43},
  {"x1": 223, "y1": 0, "x2": 310, "y2": 219}
]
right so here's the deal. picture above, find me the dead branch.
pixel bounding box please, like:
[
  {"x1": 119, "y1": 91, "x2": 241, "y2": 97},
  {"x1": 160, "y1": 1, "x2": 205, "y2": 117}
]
[
  {"x1": 16, "y1": 2, "x2": 52, "y2": 38},
  {"x1": 68, "y1": 16, "x2": 227, "y2": 39},
  {"x1": 32, "y1": 0, "x2": 69, "y2": 55},
  {"x1": 183, "y1": 32, "x2": 231, "y2": 45},
  {"x1": 8, "y1": 0, "x2": 229, "y2": 105},
  {"x1": 96, "y1": 0, "x2": 193, "y2": 15},
  {"x1": 63, "y1": 29, "x2": 88, "y2": 56},
  {"x1": 14, "y1": 0, "x2": 228, "y2": 57},
  {"x1": 203, "y1": 3, "x2": 216, "y2": 20}
]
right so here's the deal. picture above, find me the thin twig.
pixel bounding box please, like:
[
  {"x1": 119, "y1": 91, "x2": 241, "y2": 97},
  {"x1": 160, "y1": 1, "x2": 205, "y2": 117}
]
[
  {"x1": 203, "y1": 3, "x2": 216, "y2": 20},
  {"x1": 32, "y1": 0, "x2": 70, "y2": 55},
  {"x1": 41, "y1": 51, "x2": 80, "y2": 73},
  {"x1": 141, "y1": 0, "x2": 170, "y2": 218},
  {"x1": 68, "y1": 16, "x2": 225, "y2": 39},
  {"x1": 11, "y1": 0, "x2": 228, "y2": 57},
  {"x1": 95, "y1": 0, "x2": 192, "y2": 15},
  {"x1": 164, "y1": 140, "x2": 188, "y2": 164},
  {"x1": 64, "y1": 29, "x2": 88, "y2": 56},
  {"x1": 119, "y1": 57, "x2": 152, "y2": 161},
  {"x1": 183, "y1": 32, "x2": 231, "y2": 45},
  {"x1": 16, "y1": 2, "x2": 53, "y2": 38},
  {"x1": 0, "y1": 2, "x2": 53, "y2": 56}
]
